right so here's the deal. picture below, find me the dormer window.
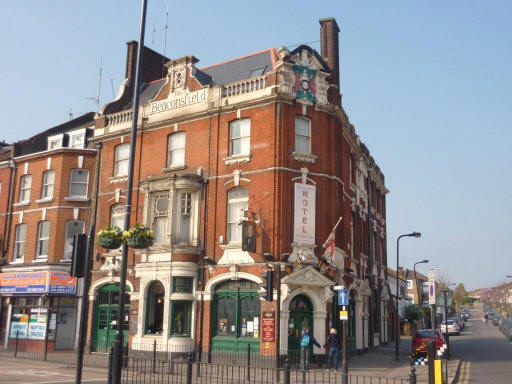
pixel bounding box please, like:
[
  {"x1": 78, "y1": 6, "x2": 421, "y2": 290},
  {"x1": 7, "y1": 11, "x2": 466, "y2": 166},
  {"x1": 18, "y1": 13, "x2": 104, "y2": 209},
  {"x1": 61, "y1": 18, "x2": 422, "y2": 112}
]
[
  {"x1": 68, "y1": 128, "x2": 88, "y2": 149},
  {"x1": 48, "y1": 134, "x2": 63, "y2": 150}
]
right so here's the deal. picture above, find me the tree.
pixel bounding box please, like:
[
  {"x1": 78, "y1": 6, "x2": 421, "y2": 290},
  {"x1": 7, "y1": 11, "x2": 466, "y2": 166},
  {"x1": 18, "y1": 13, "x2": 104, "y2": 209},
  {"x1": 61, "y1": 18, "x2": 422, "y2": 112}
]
[
  {"x1": 404, "y1": 304, "x2": 421, "y2": 322},
  {"x1": 436, "y1": 269, "x2": 452, "y2": 290},
  {"x1": 453, "y1": 283, "x2": 468, "y2": 310}
]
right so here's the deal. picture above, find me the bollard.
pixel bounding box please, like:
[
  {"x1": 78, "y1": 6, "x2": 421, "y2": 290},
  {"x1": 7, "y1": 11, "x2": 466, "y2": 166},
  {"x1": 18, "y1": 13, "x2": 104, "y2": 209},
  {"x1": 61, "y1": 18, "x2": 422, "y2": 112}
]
[
  {"x1": 186, "y1": 353, "x2": 193, "y2": 384},
  {"x1": 14, "y1": 330, "x2": 19, "y2": 358},
  {"x1": 283, "y1": 358, "x2": 290, "y2": 384},
  {"x1": 152, "y1": 339, "x2": 157, "y2": 373},
  {"x1": 247, "y1": 343, "x2": 251, "y2": 381},
  {"x1": 107, "y1": 347, "x2": 113, "y2": 384},
  {"x1": 427, "y1": 340, "x2": 436, "y2": 384},
  {"x1": 410, "y1": 366, "x2": 417, "y2": 384}
]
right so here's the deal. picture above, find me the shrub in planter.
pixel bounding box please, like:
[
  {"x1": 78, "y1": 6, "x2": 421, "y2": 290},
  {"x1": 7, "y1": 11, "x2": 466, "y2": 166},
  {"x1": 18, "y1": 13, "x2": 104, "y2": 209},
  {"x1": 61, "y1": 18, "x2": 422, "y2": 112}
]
[
  {"x1": 98, "y1": 225, "x2": 124, "y2": 249},
  {"x1": 123, "y1": 223, "x2": 154, "y2": 249}
]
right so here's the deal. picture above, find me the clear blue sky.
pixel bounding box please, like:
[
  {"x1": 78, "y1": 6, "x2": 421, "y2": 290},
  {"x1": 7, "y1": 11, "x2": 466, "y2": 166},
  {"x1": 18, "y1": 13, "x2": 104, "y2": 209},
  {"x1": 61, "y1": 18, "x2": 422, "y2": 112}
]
[{"x1": 1, "y1": 1, "x2": 510, "y2": 290}]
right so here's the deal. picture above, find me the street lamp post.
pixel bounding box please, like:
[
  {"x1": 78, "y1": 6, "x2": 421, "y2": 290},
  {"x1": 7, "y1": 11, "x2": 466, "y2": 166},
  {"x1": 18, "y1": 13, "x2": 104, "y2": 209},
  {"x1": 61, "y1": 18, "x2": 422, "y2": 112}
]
[
  {"x1": 111, "y1": 1, "x2": 148, "y2": 383},
  {"x1": 441, "y1": 288, "x2": 450, "y2": 360},
  {"x1": 396, "y1": 232, "x2": 421, "y2": 361},
  {"x1": 413, "y1": 259, "x2": 428, "y2": 328}
]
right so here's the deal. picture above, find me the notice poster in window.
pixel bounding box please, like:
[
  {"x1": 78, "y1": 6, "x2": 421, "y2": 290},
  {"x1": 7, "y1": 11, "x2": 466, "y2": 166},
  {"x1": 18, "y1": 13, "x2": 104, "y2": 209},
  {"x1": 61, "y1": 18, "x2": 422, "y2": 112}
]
[
  {"x1": 9, "y1": 322, "x2": 28, "y2": 338},
  {"x1": 247, "y1": 321, "x2": 254, "y2": 333},
  {"x1": 253, "y1": 317, "x2": 259, "y2": 330},
  {"x1": 218, "y1": 318, "x2": 228, "y2": 335}
]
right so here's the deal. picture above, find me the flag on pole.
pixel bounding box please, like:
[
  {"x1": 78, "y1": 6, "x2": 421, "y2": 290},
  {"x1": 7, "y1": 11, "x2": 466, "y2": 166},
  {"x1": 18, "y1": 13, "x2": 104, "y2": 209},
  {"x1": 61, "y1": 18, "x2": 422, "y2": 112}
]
[{"x1": 322, "y1": 217, "x2": 342, "y2": 264}]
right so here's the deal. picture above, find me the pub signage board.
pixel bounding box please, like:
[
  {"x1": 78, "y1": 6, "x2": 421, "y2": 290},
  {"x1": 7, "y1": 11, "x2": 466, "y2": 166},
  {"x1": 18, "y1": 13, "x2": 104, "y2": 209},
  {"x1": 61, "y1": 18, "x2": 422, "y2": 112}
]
[
  {"x1": 293, "y1": 183, "x2": 316, "y2": 244},
  {"x1": 261, "y1": 311, "x2": 275, "y2": 342}
]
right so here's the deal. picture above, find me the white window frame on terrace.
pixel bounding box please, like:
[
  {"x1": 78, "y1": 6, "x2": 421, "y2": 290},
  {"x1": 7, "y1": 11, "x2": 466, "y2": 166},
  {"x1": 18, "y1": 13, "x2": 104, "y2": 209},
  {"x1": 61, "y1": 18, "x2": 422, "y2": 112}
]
[
  {"x1": 229, "y1": 119, "x2": 250, "y2": 157},
  {"x1": 48, "y1": 134, "x2": 64, "y2": 150},
  {"x1": 69, "y1": 169, "x2": 89, "y2": 198},
  {"x1": 172, "y1": 190, "x2": 200, "y2": 246},
  {"x1": 13, "y1": 223, "x2": 27, "y2": 262},
  {"x1": 41, "y1": 170, "x2": 55, "y2": 200},
  {"x1": 227, "y1": 187, "x2": 248, "y2": 245},
  {"x1": 36, "y1": 221, "x2": 50, "y2": 260},
  {"x1": 63, "y1": 220, "x2": 85, "y2": 260},
  {"x1": 114, "y1": 143, "x2": 130, "y2": 177},
  {"x1": 151, "y1": 192, "x2": 169, "y2": 245},
  {"x1": 18, "y1": 175, "x2": 32, "y2": 203},
  {"x1": 167, "y1": 132, "x2": 186, "y2": 169},
  {"x1": 69, "y1": 129, "x2": 87, "y2": 149}
]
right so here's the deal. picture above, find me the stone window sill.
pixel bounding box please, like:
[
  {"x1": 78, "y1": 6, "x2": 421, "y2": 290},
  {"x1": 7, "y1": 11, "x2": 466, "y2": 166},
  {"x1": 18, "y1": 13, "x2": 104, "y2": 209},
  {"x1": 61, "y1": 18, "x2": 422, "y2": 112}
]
[
  {"x1": 163, "y1": 165, "x2": 187, "y2": 173},
  {"x1": 109, "y1": 175, "x2": 128, "y2": 184},
  {"x1": 223, "y1": 154, "x2": 252, "y2": 165},
  {"x1": 219, "y1": 243, "x2": 242, "y2": 250},
  {"x1": 13, "y1": 201, "x2": 30, "y2": 207},
  {"x1": 35, "y1": 198, "x2": 54, "y2": 204},
  {"x1": 292, "y1": 152, "x2": 317, "y2": 164},
  {"x1": 9, "y1": 259, "x2": 24, "y2": 265},
  {"x1": 64, "y1": 196, "x2": 90, "y2": 202},
  {"x1": 33, "y1": 258, "x2": 48, "y2": 263}
]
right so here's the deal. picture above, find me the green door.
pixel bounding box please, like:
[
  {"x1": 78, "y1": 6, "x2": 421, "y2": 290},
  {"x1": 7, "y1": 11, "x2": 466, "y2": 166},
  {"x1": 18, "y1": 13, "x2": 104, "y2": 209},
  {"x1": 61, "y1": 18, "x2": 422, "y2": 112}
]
[
  {"x1": 288, "y1": 295, "x2": 313, "y2": 357},
  {"x1": 348, "y1": 292, "x2": 356, "y2": 354},
  {"x1": 93, "y1": 284, "x2": 130, "y2": 352}
]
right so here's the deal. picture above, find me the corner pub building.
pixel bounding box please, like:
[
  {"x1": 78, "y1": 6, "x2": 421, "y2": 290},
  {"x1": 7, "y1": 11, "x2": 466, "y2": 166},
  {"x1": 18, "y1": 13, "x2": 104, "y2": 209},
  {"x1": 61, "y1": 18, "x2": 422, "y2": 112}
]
[{"x1": 87, "y1": 17, "x2": 391, "y2": 360}]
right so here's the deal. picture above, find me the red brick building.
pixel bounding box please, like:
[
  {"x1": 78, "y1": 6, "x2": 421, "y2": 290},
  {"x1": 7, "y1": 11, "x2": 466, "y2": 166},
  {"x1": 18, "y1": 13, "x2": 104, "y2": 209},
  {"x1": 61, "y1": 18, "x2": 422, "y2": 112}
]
[
  {"x1": 0, "y1": 113, "x2": 96, "y2": 352},
  {"x1": 89, "y1": 17, "x2": 389, "y2": 358}
]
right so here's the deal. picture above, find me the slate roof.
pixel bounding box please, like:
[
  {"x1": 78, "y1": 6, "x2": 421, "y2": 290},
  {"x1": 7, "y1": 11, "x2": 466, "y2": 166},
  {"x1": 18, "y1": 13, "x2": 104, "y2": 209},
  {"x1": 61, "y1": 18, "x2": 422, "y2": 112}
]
[
  {"x1": 200, "y1": 48, "x2": 278, "y2": 86},
  {"x1": 123, "y1": 79, "x2": 167, "y2": 110}
]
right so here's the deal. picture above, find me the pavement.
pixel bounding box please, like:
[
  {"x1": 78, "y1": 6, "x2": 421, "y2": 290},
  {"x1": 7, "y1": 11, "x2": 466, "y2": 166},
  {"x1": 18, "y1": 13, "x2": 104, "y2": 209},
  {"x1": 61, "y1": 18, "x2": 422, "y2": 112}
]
[
  {"x1": 347, "y1": 336, "x2": 460, "y2": 383},
  {"x1": 0, "y1": 355, "x2": 107, "y2": 384}
]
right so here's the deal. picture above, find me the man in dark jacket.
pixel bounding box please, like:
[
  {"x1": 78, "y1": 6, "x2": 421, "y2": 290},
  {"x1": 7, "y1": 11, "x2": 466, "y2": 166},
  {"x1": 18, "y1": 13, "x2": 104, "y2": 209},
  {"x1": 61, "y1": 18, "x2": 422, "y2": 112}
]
[
  {"x1": 323, "y1": 328, "x2": 341, "y2": 370},
  {"x1": 299, "y1": 326, "x2": 322, "y2": 370}
]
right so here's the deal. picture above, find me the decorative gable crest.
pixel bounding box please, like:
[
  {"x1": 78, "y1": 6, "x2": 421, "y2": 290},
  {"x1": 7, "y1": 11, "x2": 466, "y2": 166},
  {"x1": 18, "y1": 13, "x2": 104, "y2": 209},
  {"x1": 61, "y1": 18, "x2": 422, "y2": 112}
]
[
  {"x1": 277, "y1": 45, "x2": 331, "y2": 106},
  {"x1": 282, "y1": 265, "x2": 333, "y2": 287}
]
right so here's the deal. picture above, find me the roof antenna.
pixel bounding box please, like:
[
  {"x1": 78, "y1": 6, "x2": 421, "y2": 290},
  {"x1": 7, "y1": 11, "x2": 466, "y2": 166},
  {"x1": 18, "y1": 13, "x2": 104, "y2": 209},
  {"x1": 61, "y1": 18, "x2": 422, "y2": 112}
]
[
  {"x1": 87, "y1": 58, "x2": 102, "y2": 112},
  {"x1": 152, "y1": 4, "x2": 169, "y2": 78},
  {"x1": 110, "y1": 78, "x2": 115, "y2": 99},
  {"x1": 68, "y1": 108, "x2": 74, "y2": 121}
]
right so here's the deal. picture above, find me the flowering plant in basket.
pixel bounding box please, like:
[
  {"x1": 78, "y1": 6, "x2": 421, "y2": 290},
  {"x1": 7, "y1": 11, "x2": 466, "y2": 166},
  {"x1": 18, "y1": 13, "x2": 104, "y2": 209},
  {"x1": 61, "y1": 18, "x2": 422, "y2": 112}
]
[
  {"x1": 98, "y1": 225, "x2": 124, "y2": 249},
  {"x1": 123, "y1": 223, "x2": 154, "y2": 249}
]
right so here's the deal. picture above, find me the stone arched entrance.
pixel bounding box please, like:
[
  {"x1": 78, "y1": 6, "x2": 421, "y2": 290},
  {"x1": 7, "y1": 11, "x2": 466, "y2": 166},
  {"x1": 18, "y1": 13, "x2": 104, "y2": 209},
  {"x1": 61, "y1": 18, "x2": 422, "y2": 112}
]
[{"x1": 287, "y1": 295, "x2": 313, "y2": 352}]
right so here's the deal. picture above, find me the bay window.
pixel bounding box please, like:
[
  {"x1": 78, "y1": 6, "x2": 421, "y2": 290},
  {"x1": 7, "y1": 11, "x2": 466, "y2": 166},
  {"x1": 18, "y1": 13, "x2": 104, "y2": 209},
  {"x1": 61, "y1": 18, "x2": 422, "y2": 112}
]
[{"x1": 152, "y1": 193, "x2": 169, "y2": 245}]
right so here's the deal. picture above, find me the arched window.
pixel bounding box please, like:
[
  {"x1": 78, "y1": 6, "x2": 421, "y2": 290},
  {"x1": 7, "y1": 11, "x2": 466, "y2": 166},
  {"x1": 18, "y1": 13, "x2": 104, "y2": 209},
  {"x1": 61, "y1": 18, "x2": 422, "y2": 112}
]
[
  {"x1": 145, "y1": 281, "x2": 165, "y2": 335},
  {"x1": 227, "y1": 187, "x2": 248, "y2": 244}
]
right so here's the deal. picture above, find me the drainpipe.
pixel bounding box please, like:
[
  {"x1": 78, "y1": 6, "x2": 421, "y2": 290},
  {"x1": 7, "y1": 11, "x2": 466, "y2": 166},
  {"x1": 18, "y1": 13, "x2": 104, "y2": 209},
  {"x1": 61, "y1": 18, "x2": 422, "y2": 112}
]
[
  {"x1": 2, "y1": 151, "x2": 16, "y2": 262},
  {"x1": 366, "y1": 166, "x2": 374, "y2": 348}
]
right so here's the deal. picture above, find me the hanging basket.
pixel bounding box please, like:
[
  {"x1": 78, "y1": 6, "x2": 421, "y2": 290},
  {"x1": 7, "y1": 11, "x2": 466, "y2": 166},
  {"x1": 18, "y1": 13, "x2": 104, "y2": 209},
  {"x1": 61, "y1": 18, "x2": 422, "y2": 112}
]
[
  {"x1": 126, "y1": 236, "x2": 153, "y2": 249},
  {"x1": 98, "y1": 234, "x2": 123, "y2": 250}
]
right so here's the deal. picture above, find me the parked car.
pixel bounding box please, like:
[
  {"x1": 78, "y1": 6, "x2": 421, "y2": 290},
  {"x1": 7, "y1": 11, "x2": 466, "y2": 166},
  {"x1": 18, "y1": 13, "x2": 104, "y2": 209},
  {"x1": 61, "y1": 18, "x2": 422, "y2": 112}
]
[
  {"x1": 441, "y1": 320, "x2": 461, "y2": 336},
  {"x1": 452, "y1": 316, "x2": 465, "y2": 331},
  {"x1": 411, "y1": 329, "x2": 445, "y2": 356}
]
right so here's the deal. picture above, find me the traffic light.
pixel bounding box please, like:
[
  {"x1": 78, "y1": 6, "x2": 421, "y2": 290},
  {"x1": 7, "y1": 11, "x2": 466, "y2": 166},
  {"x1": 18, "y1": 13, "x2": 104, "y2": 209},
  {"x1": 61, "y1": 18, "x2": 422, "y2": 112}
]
[
  {"x1": 71, "y1": 234, "x2": 87, "y2": 278},
  {"x1": 259, "y1": 269, "x2": 274, "y2": 301}
]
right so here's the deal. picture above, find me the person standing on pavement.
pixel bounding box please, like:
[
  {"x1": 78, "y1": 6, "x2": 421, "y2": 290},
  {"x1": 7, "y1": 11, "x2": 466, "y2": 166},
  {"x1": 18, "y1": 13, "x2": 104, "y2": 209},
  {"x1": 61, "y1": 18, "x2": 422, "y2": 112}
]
[
  {"x1": 299, "y1": 326, "x2": 322, "y2": 370},
  {"x1": 323, "y1": 328, "x2": 341, "y2": 371}
]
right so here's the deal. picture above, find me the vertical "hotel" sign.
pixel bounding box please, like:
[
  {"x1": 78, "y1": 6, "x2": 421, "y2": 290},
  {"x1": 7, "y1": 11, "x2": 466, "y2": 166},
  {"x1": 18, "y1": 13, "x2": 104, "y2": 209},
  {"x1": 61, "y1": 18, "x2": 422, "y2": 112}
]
[{"x1": 293, "y1": 183, "x2": 316, "y2": 244}]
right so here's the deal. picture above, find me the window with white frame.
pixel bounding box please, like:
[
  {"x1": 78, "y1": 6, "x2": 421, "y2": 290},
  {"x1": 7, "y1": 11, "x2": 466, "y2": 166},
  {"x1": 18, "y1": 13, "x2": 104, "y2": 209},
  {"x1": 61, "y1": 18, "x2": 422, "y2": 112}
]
[
  {"x1": 295, "y1": 117, "x2": 311, "y2": 154},
  {"x1": 69, "y1": 169, "x2": 89, "y2": 198},
  {"x1": 168, "y1": 132, "x2": 185, "y2": 168},
  {"x1": 407, "y1": 280, "x2": 413, "y2": 290},
  {"x1": 152, "y1": 193, "x2": 169, "y2": 245},
  {"x1": 227, "y1": 187, "x2": 248, "y2": 244},
  {"x1": 70, "y1": 132, "x2": 85, "y2": 148},
  {"x1": 63, "y1": 220, "x2": 85, "y2": 259},
  {"x1": 114, "y1": 143, "x2": 130, "y2": 176},
  {"x1": 13, "y1": 224, "x2": 27, "y2": 260},
  {"x1": 48, "y1": 135, "x2": 63, "y2": 150},
  {"x1": 229, "y1": 119, "x2": 250, "y2": 156},
  {"x1": 36, "y1": 221, "x2": 50, "y2": 259},
  {"x1": 19, "y1": 175, "x2": 32, "y2": 202},
  {"x1": 110, "y1": 204, "x2": 125, "y2": 230},
  {"x1": 175, "y1": 191, "x2": 192, "y2": 245},
  {"x1": 41, "y1": 170, "x2": 55, "y2": 199}
]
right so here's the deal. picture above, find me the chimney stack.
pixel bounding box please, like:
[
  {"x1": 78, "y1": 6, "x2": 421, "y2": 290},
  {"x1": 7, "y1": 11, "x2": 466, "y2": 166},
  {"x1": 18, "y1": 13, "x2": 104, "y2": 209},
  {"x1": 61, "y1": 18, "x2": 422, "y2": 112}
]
[{"x1": 319, "y1": 18, "x2": 340, "y2": 90}]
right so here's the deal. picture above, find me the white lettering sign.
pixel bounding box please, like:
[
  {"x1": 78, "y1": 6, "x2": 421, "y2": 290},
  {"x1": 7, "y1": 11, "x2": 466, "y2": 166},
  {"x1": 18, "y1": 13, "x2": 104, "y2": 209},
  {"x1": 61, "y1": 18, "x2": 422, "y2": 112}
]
[
  {"x1": 293, "y1": 183, "x2": 316, "y2": 244},
  {"x1": 28, "y1": 322, "x2": 47, "y2": 340},
  {"x1": 149, "y1": 89, "x2": 208, "y2": 114}
]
